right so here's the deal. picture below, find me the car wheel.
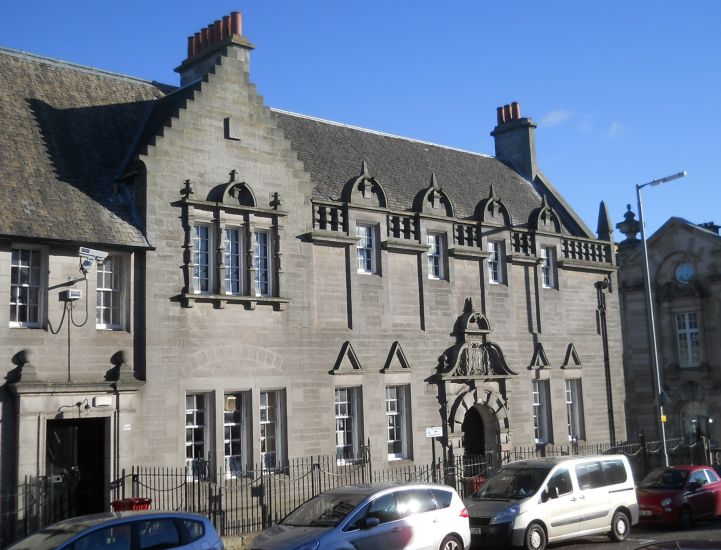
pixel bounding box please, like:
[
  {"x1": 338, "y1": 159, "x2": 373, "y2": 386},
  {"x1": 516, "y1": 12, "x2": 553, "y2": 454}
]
[
  {"x1": 439, "y1": 534, "x2": 463, "y2": 550},
  {"x1": 524, "y1": 522, "x2": 546, "y2": 550},
  {"x1": 608, "y1": 510, "x2": 630, "y2": 542},
  {"x1": 678, "y1": 505, "x2": 693, "y2": 529}
]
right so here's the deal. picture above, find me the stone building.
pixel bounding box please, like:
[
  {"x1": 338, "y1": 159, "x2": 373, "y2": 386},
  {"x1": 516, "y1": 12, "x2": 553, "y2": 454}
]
[
  {"x1": 0, "y1": 12, "x2": 624, "y2": 516},
  {"x1": 617, "y1": 210, "x2": 721, "y2": 445}
]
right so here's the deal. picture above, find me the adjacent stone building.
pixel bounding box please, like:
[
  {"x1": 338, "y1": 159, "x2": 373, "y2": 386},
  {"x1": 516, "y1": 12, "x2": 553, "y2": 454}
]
[
  {"x1": 617, "y1": 211, "x2": 721, "y2": 445},
  {"x1": 0, "y1": 12, "x2": 625, "y2": 518}
]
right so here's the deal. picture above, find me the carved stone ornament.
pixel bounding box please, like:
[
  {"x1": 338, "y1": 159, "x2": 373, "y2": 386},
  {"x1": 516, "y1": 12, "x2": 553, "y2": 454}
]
[
  {"x1": 530, "y1": 195, "x2": 561, "y2": 233},
  {"x1": 438, "y1": 298, "x2": 517, "y2": 380},
  {"x1": 341, "y1": 160, "x2": 387, "y2": 207},
  {"x1": 476, "y1": 184, "x2": 511, "y2": 225}
]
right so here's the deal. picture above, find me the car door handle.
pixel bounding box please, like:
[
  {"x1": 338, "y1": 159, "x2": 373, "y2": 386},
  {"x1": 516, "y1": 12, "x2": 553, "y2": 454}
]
[
  {"x1": 392, "y1": 527, "x2": 403, "y2": 532},
  {"x1": 571, "y1": 496, "x2": 585, "y2": 501}
]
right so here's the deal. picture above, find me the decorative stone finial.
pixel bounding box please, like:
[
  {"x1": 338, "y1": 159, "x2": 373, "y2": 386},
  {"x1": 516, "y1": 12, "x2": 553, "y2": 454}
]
[{"x1": 616, "y1": 204, "x2": 640, "y2": 244}]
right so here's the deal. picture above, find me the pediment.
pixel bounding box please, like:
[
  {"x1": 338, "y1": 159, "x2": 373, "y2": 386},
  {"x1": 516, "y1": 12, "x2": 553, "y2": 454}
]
[
  {"x1": 528, "y1": 343, "x2": 550, "y2": 370},
  {"x1": 561, "y1": 343, "x2": 582, "y2": 369},
  {"x1": 381, "y1": 341, "x2": 412, "y2": 372},
  {"x1": 330, "y1": 341, "x2": 363, "y2": 375}
]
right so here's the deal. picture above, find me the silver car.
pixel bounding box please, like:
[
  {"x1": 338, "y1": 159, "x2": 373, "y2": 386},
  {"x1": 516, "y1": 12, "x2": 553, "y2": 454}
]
[
  {"x1": 7, "y1": 510, "x2": 224, "y2": 549},
  {"x1": 251, "y1": 482, "x2": 470, "y2": 550}
]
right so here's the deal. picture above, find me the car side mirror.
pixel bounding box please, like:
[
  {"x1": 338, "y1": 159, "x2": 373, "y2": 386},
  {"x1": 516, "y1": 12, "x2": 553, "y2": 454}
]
[
  {"x1": 541, "y1": 490, "x2": 549, "y2": 503},
  {"x1": 687, "y1": 481, "x2": 700, "y2": 492},
  {"x1": 363, "y1": 517, "x2": 380, "y2": 529}
]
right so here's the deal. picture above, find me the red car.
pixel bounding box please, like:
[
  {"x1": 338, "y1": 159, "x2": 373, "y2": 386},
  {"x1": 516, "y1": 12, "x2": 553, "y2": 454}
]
[{"x1": 637, "y1": 465, "x2": 721, "y2": 528}]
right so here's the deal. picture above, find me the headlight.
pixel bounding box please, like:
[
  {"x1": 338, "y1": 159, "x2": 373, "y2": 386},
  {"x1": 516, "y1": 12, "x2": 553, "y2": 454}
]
[
  {"x1": 293, "y1": 541, "x2": 320, "y2": 550},
  {"x1": 660, "y1": 498, "x2": 672, "y2": 507},
  {"x1": 490, "y1": 504, "x2": 521, "y2": 525}
]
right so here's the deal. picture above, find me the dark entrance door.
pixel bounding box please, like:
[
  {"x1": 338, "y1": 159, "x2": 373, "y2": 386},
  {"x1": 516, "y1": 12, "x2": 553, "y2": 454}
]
[
  {"x1": 461, "y1": 406, "x2": 485, "y2": 456},
  {"x1": 46, "y1": 418, "x2": 107, "y2": 515}
]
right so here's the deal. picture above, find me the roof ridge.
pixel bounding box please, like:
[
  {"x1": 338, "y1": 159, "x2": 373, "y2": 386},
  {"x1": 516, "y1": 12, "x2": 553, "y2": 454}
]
[
  {"x1": 271, "y1": 108, "x2": 494, "y2": 160},
  {"x1": 0, "y1": 46, "x2": 169, "y2": 89}
]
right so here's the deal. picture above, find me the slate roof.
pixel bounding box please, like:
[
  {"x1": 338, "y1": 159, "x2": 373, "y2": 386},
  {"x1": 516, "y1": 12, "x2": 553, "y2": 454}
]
[
  {"x1": 274, "y1": 110, "x2": 556, "y2": 229},
  {"x1": 0, "y1": 47, "x2": 588, "y2": 247},
  {"x1": 0, "y1": 48, "x2": 166, "y2": 248}
]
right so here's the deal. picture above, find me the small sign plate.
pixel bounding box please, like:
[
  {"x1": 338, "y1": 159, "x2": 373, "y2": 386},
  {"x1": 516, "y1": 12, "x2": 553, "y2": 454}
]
[
  {"x1": 426, "y1": 426, "x2": 442, "y2": 438},
  {"x1": 123, "y1": 424, "x2": 132, "y2": 431}
]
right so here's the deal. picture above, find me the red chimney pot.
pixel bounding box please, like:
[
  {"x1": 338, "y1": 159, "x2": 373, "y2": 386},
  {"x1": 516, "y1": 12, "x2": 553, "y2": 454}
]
[
  {"x1": 187, "y1": 36, "x2": 195, "y2": 58},
  {"x1": 503, "y1": 104, "x2": 512, "y2": 123},
  {"x1": 230, "y1": 11, "x2": 242, "y2": 35},
  {"x1": 193, "y1": 32, "x2": 202, "y2": 55},
  {"x1": 511, "y1": 102, "x2": 520, "y2": 119},
  {"x1": 222, "y1": 15, "x2": 231, "y2": 39},
  {"x1": 497, "y1": 107, "x2": 505, "y2": 125}
]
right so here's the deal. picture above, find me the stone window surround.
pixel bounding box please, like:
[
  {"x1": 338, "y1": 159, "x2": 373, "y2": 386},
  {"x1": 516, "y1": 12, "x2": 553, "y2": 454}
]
[
  {"x1": 565, "y1": 378, "x2": 586, "y2": 442},
  {"x1": 223, "y1": 390, "x2": 250, "y2": 478},
  {"x1": 96, "y1": 253, "x2": 130, "y2": 331},
  {"x1": 355, "y1": 222, "x2": 378, "y2": 275},
  {"x1": 539, "y1": 243, "x2": 558, "y2": 290},
  {"x1": 180, "y1": 201, "x2": 288, "y2": 310},
  {"x1": 532, "y1": 378, "x2": 552, "y2": 444},
  {"x1": 335, "y1": 386, "x2": 363, "y2": 465},
  {"x1": 9, "y1": 243, "x2": 47, "y2": 329},
  {"x1": 675, "y1": 310, "x2": 702, "y2": 368},
  {"x1": 487, "y1": 239, "x2": 506, "y2": 284},
  {"x1": 260, "y1": 389, "x2": 286, "y2": 471},
  {"x1": 386, "y1": 384, "x2": 412, "y2": 461}
]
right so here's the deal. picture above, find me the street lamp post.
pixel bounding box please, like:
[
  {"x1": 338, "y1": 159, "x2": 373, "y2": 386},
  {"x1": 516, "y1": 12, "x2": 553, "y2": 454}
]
[{"x1": 636, "y1": 171, "x2": 687, "y2": 467}]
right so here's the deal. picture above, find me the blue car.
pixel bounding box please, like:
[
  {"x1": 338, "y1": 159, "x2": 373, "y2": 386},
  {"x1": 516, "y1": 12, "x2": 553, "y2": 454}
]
[{"x1": 7, "y1": 510, "x2": 224, "y2": 549}]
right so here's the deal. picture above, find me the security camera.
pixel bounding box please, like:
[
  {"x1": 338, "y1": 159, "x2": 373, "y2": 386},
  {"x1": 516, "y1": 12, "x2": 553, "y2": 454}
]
[{"x1": 79, "y1": 246, "x2": 109, "y2": 262}]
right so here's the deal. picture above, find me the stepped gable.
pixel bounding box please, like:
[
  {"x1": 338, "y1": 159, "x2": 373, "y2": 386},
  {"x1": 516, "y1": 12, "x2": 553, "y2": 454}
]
[{"x1": 0, "y1": 48, "x2": 166, "y2": 247}]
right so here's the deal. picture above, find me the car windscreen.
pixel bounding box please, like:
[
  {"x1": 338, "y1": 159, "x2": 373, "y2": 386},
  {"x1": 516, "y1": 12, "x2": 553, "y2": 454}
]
[
  {"x1": 640, "y1": 468, "x2": 689, "y2": 490},
  {"x1": 473, "y1": 466, "x2": 552, "y2": 500},
  {"x1": 281, "y1": 492, "x2": 368, "y2": 527}
]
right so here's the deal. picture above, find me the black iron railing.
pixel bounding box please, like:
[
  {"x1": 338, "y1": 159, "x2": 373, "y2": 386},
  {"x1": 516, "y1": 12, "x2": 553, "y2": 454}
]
[{"x1": 2, "y1": 436, "x2": 714, "y2": 547}]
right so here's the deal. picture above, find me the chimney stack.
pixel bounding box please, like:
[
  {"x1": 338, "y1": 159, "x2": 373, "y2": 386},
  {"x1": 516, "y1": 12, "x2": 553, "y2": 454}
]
[
  {"x1": 177, "y1": 11, "x2": 254, "y2": 87},
  {"x1": 491, "y1": 101, "x2": 538, "y2": 183}
]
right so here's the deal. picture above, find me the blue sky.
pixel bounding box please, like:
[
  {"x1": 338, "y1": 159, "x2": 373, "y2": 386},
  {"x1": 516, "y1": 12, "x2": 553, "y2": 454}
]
[{"x1": 2, "y1": 1, "x2": 719, "y2": 235}]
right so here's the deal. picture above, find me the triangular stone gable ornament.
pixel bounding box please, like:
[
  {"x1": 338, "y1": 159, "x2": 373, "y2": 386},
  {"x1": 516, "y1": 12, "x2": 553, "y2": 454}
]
[
  {"x1": 330, "y1": 341, "x2": 363, "y2": 375},
  {"x1": 528, "y1": 343, "x2": 550, "y2": 370},
  {"x1": 381, "y1": 341, "x2": 412, "y2": 373},
  {"x1": 561, "y1": 343, "x2": 582, "y2": 369}
]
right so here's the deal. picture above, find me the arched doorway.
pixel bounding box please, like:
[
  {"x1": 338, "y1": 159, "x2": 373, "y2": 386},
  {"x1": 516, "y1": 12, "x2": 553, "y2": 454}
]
[{"x1": 462, "y1": 406, "x2": 485, "y2": 455}]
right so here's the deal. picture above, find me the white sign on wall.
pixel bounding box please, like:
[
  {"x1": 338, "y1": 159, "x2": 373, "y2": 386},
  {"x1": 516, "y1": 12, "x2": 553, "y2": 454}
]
[{"x1": 425, "y1": 426, "x2": 442, "y2": 438}]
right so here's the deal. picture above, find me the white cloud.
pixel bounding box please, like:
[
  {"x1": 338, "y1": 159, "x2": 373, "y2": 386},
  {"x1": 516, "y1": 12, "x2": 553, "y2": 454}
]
[
  {"x1": 540, "y1": 109, "x2": 574, "y2": 127},
  {"x1": 607, "y1": 121, "x2": 624, "y2": 138}
]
